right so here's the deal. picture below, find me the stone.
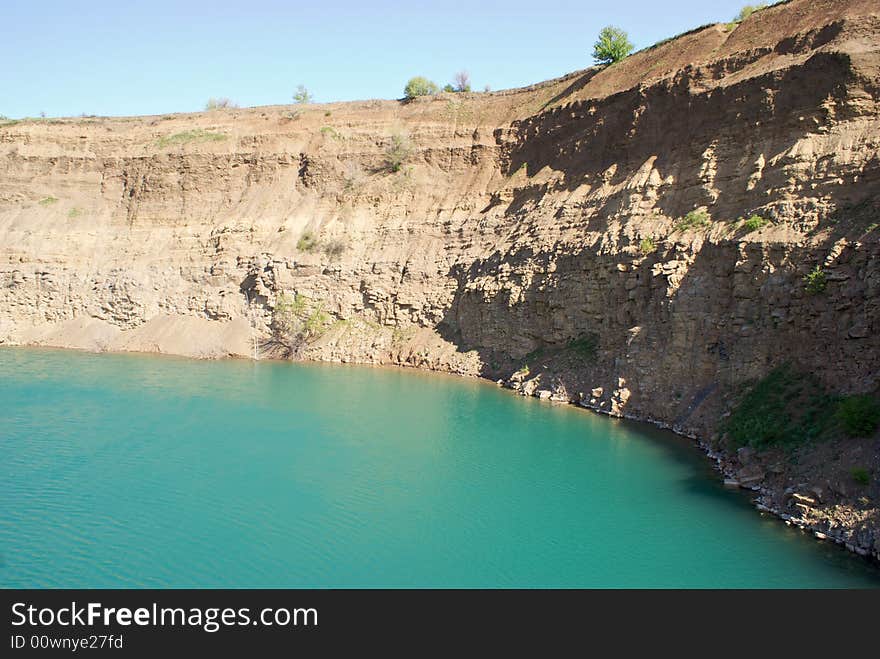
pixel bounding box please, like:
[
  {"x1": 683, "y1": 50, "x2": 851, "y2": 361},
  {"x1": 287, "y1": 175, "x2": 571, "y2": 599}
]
[{"x1": 736, "y1": 464, "x2": 765, "y2": 487}]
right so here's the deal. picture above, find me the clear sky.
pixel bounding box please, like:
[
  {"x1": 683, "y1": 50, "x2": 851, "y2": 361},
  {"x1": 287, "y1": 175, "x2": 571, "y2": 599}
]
[{"x1": 2, "y1": 0, "x2": 753, "y2": 118}]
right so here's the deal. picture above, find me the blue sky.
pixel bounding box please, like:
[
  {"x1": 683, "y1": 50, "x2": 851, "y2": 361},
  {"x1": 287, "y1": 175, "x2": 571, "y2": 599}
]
[{"x1": 2, "y1": 0, "x2": 752, "y2": 118}]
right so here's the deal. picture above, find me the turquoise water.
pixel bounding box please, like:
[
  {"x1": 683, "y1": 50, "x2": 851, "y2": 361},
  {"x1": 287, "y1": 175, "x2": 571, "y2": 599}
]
[{"x1": 1, "y1": 348, "x2": 878, "y2": 588}]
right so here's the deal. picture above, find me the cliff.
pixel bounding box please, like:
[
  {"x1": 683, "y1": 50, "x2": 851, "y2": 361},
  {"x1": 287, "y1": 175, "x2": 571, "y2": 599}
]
[{"x1": 2, "y1": 0, "x2": 879, "y2": 559}]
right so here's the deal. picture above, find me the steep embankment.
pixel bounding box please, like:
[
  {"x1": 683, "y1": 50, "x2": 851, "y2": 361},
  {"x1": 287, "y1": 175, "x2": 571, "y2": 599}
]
[{"x1": 1, "y1": 0, "x2": 879, "y2": 558}]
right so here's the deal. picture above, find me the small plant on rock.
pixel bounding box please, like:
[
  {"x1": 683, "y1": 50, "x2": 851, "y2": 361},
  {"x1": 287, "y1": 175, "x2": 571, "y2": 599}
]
[
  {"x1": 639, "y1": 237, "x2": 657, "y2": 255},
  {"x1": 741, "y1": 214, "x2": 769, "y2": 233},
  {"x1": 297, "y1": 231, "x2": 319, "y2": 252},
  {"x1": 804, "y1": 265, "x2": 827, "y2": 295},
  {"x1": 674, "y1": 209, "x2": 711, "y2": 232}
]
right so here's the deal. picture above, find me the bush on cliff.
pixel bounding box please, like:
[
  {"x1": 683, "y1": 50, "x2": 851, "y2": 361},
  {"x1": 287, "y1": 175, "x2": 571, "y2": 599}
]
[
  {"x1": 674, "y1": 209, "x2": 711, "y2": 232},
  {"x1": 592, "y1": 26, "x2": 633, "y2": 66},
  {"x1": 734, "y1": 4, "x2": 768, "y2": 23},
  {"x1": 741, "y1": 214, "x2": 769, "y2": 233},
  {"x1": 403, "y1": 77, "x2": 439, "y2": 100},
  {"x1": 722, "y1": 365, "x2": 835, "y2": 449},
  {"x1": 836, "y1": 396, "x2": 880, "y2": 438},
  {"x1": 270, "y1": 293, "x2": 331, "y2": 357},
  {"x1": 204, "y1": 97, "x2": 238, "y2": 111},
  {"x1": 804, "y1": 265, "x2": 827, "y2": 295},
  {"x1": 384, "y1": 132, "x2": 412, "y2": 173}
]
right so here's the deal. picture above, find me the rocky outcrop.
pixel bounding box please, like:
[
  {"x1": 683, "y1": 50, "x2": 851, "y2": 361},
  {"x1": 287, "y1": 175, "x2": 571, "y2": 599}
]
[{"x1": 1, "y1": 0, "x2": 878, "y2": 559}]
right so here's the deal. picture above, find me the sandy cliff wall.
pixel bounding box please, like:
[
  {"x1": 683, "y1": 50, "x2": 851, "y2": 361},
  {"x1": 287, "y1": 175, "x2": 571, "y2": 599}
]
[{"x1": 1, "y1": 0, "x2": 879, "y2": 557}]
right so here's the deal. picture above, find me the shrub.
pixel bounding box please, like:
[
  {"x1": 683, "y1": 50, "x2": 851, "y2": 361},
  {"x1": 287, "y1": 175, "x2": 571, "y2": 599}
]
[
  {"x1": 452, "y1": 71, "x2": 471, "y2": 93},
  {"x1": 322, "y1": 238, "x2": 347, "y2": 258},
  {"x1": 384, "y1": 131, "x2": 411, "y2": 173},
  {"x1": 293, "y1": 85, "x2": 313, "y2": 104},
  {"x1": 804, "y1": 265, "x2": 826, "y2": 295},
  {"x1": 735, "y1": 4, "x2": 768, "y2": 22},
  {"x1": 156, "y1": 129, "x2": 227, "y2": 148},
  {"x1": 722, "y1": 365, "x2": 835, "y2": 448},
  {"x1": 67, "y1": 208, "x2": 82, "y2": 218},
  {"x1": 443, "y1": 84, "x2": 455, "y2": 93},
  {"x1": 674, "y1": 209, "x2": 711, "y2": 232},
  {"x1": 851, "y1": 468, "x2": 870, "y2": 486},
  {"x1": 297, "y1": 231, "x2": 318, "y2": 252},
  {"x1": 742, "y1": 214, "x2": 768, "y2": 233},
  {"x1": 639, "y1": 237, "x2": 657, "y2": 255},
  {"x1": 403, "y1": 77, "x2": 439, "y2": 100},
  {"x1": 205, "y1": 97, "x2": 238, "y2": 111},
  {"x1": 271, "y1": 293, "x2": 331, "y2": 356},
  {"x1": 836, "y1": 395, "x2": 880, "y2": 437},
  {"x1": 567, "y1": 333, "x2": 599, "y2": 359},
  {"x1": 38, "y1": 196, "x2": 59, "y2": 206},
  {"x1": 592, "y1": 26, "x2": 633, "y2": 66}
]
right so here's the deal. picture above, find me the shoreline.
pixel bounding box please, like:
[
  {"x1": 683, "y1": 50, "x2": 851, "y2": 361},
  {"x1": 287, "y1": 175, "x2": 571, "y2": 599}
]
[{"x1": 3, "y1": 340, "x2": 878, "y2": 567}]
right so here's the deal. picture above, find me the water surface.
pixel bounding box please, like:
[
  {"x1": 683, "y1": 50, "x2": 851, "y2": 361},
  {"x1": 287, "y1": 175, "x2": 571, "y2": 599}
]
[{"x1": 1, "y1": 348, "x2": 878, "y2": 588}]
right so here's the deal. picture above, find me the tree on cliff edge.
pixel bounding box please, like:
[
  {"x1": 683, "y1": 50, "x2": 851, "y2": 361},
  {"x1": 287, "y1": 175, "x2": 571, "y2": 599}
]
[{"x1": 592, "y1": 26, "x2": 633, "y2": 65}]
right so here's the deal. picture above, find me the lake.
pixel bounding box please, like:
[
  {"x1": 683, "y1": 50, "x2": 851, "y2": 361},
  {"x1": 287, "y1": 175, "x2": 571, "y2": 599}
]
[{"x1": 1, "y1": 347, "x2": 877, "y2": 587}]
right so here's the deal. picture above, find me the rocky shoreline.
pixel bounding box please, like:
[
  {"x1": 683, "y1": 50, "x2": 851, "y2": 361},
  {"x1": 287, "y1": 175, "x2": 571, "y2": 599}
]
[{"x1": 495, "y1": 374, "x2": 880, "y2": 565}]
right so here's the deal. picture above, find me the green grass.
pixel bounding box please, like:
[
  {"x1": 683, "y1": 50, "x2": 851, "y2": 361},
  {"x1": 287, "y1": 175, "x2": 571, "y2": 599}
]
[
  {"x1": 567, "y1": 333, "x2": 599, "y2": 359},
  {"x1": 38, "y1": 196, "x2": 59, "y2": 206},
  {"x1": 674, "y1": 209, "x2": 711, "y2": 233},
  {"x1": 639, "y1": 237, "x2": 657, "y2": 255},
  {"x1": 296, "y1": 231, "x2": 319, "y2": 252},
  {"x1": 156, "y1": 129, "x2": 228, "y2": 148},
  {"x1": 804, "y1": 265, "x2": 827, "y2": 295},
  {"x1": 722, "y1": 365, "x2": 836, "y2": 449},
  {"x1": 741, "y1": 214, "x2": 769, "y2": 233},
  {"x1": 836, "y1": 395, "x2": 880, "y2": 438},
  {"x1": 275, "y1": 292, "x2": 308, "y2": 317},
  {"x1": 851, "y1": 468, "x2": 870, "y2": 486},
  {"x1": 319, "y1": 126, "x2": 341, "y2": 139},
  {"x1": 67, "y1": 208, "x2": 82, "y2": 218}
]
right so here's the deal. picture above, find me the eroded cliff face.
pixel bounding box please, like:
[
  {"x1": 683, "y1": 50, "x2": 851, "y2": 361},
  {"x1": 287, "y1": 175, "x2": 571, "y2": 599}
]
[{"x1": 2, "y1": 0, "x2": 879, "y2": 557}]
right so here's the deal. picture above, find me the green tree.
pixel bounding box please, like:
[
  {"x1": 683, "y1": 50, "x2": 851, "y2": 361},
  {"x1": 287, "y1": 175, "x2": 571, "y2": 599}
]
[
  {"x1": 403, "y1": 77, "x2": 439, "y2": 100},
  {"x1": 592, "y1": 26, "x2": 633, "y2": 65},
  {"x1": 735, "y1": 4, "x2": 767, "y2": 22},
  {"x1": 293, "y1": 84, "x2": 313, "y2": 104}
]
